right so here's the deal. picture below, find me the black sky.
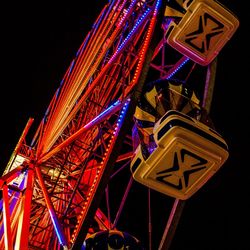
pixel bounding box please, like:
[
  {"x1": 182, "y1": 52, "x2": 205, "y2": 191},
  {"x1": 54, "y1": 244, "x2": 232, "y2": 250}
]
[{"x1": 1, "y1": 1, "x2": 249, "y2": 249}]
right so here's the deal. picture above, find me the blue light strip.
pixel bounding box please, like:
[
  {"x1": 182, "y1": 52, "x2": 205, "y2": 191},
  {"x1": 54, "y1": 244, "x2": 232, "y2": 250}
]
[
  {"x1": 109, "y1": 7, "x2": 151, "y2": 63},
  {"x1": 114, "y1": 98, "x2": 130, "y2": 135},
  {"x1": 117, "y1": 0, "x2": 137, "y2": 26},
  {"x1": 166, "y1": 57, "x2": 190, "y2": 79},
  {"x1": 154, "y1": 0, "x2": 162, "y2": 16},
  {"x1": 48, "y1": 210, "x2": 65, "y2": 246},
  {"x1": 84, "y1": 100, "x2": 121, "y2": 128}
]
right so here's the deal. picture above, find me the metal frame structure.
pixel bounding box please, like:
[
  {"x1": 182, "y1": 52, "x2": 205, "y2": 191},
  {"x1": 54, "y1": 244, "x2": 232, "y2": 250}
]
[{"x1": 0, "y1": 0, "x2": 223, "y2": 249}]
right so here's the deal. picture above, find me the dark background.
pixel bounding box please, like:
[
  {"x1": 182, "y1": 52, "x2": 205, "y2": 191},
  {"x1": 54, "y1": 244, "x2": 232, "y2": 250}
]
[{"x1": 1, "y1": 1, "x2": 249, "y2": 249}]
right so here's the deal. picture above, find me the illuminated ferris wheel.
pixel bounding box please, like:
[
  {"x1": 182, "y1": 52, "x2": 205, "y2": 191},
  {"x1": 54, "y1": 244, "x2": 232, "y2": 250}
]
[{"x1": 0, "y1": 0, "x2": 239, "y2": 249}]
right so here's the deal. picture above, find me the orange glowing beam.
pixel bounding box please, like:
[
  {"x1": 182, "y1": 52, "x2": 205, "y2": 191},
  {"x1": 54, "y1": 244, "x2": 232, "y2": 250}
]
[
  {"x1": 36, "y1": 1, "x2": 142, "y2": 156},
  {"x1": 2, "y1": 184, "x2": 13, "y2": 250},
  {"x1": 0, "y1": 166, "x2": 24, "y2": 189},
  {"x1": 15, "y1": 167, "x2": 34, "y2": 250},
  {"x1": 38, "y1": 99, "x2": 124, "y2": 164},
  {"x1": 124, "y1": 1, "x2": 160, "y2": 97}
]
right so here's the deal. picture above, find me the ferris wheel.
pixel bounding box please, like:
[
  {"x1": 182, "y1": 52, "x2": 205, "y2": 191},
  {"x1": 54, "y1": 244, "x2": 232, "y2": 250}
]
[{"x1": 0, "y1": 0, "x2": 239, "y2": 249}]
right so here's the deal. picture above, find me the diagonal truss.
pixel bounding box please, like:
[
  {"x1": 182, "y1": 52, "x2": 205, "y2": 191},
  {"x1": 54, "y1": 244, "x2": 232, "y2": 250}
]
[{"x1": 0, "y1": 0, "x2": 222, "y2": 249}]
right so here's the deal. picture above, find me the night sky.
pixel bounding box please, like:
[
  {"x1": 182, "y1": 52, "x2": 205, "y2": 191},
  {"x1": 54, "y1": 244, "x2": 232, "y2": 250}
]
[{"x1": 1, "y1": 1, "x2": 249, "y2": 249}]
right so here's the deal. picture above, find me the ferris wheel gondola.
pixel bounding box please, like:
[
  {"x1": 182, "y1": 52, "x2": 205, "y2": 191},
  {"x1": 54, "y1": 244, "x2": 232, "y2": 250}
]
[{"x1": 0, "y1": 0, "x2": 239, "y2": 249}]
